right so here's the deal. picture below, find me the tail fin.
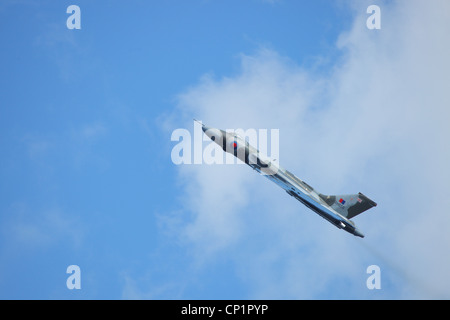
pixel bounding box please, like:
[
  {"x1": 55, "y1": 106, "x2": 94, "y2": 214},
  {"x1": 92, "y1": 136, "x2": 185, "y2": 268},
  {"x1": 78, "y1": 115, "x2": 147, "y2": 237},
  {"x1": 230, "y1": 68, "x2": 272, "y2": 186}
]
[{"x1": 319, "y1": 192, "x2": 377, "y2": 219}]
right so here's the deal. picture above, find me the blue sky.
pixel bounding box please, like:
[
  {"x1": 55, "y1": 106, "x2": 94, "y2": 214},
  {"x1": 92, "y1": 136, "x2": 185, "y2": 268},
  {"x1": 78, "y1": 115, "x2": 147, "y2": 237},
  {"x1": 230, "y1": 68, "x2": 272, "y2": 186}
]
[{"x1": 1, "y1": 0, "x2": 450, "y2": 300}]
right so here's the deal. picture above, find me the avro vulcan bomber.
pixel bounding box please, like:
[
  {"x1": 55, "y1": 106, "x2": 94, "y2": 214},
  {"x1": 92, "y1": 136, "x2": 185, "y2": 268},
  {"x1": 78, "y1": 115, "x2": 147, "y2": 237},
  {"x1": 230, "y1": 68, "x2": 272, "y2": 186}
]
[{"x1": 198, "y1": 120, "x2": 377, "y2": 238}]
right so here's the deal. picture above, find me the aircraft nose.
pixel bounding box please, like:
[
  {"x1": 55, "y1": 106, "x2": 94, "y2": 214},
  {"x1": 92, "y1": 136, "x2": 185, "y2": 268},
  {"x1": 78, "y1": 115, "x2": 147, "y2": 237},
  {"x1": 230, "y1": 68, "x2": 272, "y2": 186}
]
[
  {"x1": 194, "y1": 119, "x2": 213, "y2": 133},
  {"x1": 197, "y1": 121, "x2": 224, "y2": 144},
  {"x1": 201, "y1": 124, "x2": 212, "y2": 133}
]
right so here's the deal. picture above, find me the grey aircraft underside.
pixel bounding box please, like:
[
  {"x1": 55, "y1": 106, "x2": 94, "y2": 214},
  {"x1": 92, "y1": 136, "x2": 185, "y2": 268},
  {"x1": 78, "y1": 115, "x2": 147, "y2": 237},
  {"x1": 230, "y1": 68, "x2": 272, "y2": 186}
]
[{"x1": 198, "y1": 120, "x2": 377, "y2": 238}]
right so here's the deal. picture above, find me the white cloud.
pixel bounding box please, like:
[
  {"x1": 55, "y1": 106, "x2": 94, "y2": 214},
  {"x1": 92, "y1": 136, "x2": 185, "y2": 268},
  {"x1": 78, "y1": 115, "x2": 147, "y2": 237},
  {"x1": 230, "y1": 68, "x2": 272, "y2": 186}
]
[{"x1": 164, "y1": 0, "x2": 450, "y2": 299}]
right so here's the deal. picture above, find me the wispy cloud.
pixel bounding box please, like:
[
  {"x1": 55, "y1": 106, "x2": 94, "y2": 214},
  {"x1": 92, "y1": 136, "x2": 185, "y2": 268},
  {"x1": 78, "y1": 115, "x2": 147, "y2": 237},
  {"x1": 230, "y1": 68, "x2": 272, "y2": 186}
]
[
  {"x1": 1, "y1": 203, "x2": 85, "y2": 251},
  {"x1": 161, "y1": 0, "x2": 450, "y2": 299},
  {"x1": 76, "y1": 123, "x2": 108, "y2": 142}
]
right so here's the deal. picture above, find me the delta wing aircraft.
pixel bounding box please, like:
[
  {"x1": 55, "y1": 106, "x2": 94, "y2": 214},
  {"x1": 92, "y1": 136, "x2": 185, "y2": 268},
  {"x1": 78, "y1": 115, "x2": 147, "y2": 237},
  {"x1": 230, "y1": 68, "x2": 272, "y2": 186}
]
[{"x1": 198, "y1": 120, "x2": 377, "y2": 238}]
